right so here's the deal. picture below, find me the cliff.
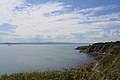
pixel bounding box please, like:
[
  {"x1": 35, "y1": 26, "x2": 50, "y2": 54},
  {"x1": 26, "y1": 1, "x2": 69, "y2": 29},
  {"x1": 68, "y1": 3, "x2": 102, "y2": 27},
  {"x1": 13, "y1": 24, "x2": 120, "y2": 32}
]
[
  {"x1": 76, "y1": 41, "x2": 120, "y2": 79},
  {"x1": 75, "y1": 41, "x2": 120, "y2": 54}
]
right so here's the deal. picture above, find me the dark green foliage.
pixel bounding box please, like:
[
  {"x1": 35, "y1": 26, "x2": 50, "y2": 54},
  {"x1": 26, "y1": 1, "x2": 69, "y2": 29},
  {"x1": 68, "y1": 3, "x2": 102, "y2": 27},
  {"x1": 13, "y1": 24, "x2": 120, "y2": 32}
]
[
  {"x1": 0, "y1": 74, "x2": 8, "y2": 80},
  {"x1": 76, "y1": 41, "x2": 120, "y2": 53}
]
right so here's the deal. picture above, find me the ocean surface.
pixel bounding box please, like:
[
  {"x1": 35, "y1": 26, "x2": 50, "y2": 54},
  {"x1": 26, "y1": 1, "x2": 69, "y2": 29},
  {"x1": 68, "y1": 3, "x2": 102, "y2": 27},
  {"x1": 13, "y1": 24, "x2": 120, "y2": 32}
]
[{"x1": 0, "y1": 44, "x2": 93, "y2": 75}]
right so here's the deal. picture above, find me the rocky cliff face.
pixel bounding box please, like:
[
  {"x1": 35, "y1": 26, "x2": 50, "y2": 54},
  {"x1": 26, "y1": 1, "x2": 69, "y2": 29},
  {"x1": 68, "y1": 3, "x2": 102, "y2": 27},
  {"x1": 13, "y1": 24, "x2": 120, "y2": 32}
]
[
  {"x1": 76, "y1": 41, "x2": 120, "y2": 54},
  {"x1": 76, "y1": 41, "x2": 120, "y2": 76}
]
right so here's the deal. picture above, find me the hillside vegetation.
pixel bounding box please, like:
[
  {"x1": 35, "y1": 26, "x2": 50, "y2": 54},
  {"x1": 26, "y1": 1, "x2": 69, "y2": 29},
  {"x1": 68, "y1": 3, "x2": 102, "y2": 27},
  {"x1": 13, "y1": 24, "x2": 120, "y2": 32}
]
[{"x1": 0, "y1": 41, "x2": 120, "y2": 80}]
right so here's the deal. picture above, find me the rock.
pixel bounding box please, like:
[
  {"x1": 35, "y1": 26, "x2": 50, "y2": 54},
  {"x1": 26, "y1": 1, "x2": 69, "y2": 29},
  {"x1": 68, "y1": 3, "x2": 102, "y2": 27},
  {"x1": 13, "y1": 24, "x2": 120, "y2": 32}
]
[{"x1": 79, "y1": 60, "x2": 100, "y2": 72}]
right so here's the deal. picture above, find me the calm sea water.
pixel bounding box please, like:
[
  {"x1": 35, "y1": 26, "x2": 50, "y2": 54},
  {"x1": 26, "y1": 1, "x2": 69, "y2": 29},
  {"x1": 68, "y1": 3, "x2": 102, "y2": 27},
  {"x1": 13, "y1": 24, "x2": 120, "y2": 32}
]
[{"x1": 0, "y1": 44, "x2": 93, "y2": 75}]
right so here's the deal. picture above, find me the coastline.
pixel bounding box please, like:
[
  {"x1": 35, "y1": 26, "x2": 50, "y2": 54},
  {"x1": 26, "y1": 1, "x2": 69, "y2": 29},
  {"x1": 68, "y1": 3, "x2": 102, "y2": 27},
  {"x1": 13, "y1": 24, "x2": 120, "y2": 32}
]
[
  {"x1": 76, "y1": 41, "x2": 120, "y2": 72},
  {"x1": 0, "y1": 41, "x2": 120, "y2": 80}
]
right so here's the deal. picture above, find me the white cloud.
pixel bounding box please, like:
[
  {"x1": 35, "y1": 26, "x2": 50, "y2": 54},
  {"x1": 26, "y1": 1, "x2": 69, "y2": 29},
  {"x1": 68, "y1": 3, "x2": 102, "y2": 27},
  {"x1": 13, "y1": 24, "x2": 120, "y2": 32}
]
[
  {"x1": 0, "y1": 0, "x2": 120, "y2": 42},
  {"x1": 81, "y1": 5, "x2": 116, "y2": 12}
]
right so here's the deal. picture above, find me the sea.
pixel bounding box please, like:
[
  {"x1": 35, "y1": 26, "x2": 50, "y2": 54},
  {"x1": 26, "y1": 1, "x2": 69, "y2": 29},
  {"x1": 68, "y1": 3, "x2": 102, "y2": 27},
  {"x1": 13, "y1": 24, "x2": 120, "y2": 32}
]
[{"x1": 0, "y1": 43, "x2": 93, "y2": 75}]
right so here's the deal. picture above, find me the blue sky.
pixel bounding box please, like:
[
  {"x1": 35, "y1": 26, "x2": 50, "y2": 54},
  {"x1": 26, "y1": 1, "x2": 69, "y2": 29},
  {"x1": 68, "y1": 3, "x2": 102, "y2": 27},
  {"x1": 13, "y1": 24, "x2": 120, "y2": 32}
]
[{"x1": 0, "y1": 0, "x2": 120, "y2": 43}]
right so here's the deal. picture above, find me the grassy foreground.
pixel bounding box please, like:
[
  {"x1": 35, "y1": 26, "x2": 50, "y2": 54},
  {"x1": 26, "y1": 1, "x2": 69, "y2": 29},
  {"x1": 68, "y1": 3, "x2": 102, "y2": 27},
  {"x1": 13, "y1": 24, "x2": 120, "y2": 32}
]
[{"x1": 0, "y1": 41, "x2": 120, "y2": 80}]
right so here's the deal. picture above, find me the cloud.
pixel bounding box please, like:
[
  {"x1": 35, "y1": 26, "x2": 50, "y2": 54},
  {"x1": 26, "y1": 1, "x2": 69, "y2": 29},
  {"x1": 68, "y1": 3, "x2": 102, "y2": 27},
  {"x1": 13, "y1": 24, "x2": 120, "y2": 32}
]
[
  {"x1": 77, "y1": 4, "x2": 118, "y2": 14},
  {"x1": 98, "y1": 29, "x2": 120, "y2": 41},
  {"x1": 0, "y1": 0, "x2": 120, "y2": 42}
]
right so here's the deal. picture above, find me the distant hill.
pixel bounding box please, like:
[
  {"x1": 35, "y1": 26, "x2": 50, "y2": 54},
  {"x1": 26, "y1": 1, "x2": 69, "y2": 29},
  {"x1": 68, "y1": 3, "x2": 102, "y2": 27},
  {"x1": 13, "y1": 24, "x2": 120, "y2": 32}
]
[{"x1": 0, "y1": 42, "x2": 90, "y2": 45}]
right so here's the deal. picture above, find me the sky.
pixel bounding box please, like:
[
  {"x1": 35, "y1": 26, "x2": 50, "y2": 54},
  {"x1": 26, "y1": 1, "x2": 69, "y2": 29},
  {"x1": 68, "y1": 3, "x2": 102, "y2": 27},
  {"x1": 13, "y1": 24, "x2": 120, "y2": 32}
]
[{"x1": 0, "y1": 0, "x2": 120, "y2": 43}]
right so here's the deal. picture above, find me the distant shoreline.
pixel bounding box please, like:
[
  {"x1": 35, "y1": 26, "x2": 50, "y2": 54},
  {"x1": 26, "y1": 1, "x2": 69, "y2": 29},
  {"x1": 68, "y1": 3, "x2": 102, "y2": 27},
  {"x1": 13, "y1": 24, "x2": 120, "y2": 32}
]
[{"x1": 0, "y1": 42, "x2": 91, "y2": 45}]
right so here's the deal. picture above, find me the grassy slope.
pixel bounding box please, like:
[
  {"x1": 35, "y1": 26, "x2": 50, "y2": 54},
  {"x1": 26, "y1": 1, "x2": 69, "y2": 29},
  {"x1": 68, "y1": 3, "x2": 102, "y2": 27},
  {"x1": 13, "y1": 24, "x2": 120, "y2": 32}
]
[{"x1": 0, "y1": 41, "x2": 120, "y2": 80}]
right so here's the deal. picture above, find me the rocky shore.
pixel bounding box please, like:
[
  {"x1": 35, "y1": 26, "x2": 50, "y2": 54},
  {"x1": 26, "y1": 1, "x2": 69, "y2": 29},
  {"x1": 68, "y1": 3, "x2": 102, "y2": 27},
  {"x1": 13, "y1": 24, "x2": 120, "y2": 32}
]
[{"x1": 76, "y1": 41, "x2": 120, "y2": 73}]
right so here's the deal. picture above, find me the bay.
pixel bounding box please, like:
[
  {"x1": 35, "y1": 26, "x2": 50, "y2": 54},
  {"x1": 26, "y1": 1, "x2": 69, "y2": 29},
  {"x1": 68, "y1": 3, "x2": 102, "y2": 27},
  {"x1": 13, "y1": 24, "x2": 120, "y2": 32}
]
[{"x1": 0, "y1": 44, "x2": 93, "y2": 75}]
